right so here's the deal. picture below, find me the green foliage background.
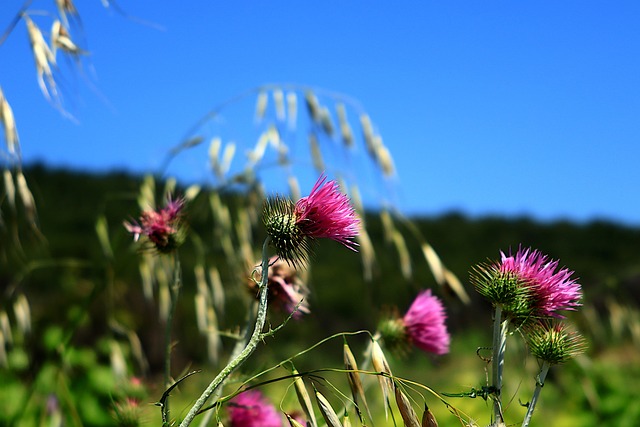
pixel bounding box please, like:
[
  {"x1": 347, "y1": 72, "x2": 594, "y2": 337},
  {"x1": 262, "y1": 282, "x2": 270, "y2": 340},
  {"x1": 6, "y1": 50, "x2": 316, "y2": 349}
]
[{"x1": 1, "y1": 164, "x2": 639, "y2": 426}]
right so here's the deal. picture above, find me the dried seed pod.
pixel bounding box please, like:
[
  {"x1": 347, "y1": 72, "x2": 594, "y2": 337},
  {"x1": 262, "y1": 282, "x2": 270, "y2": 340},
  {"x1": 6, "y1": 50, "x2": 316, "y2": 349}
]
[
  {"x1": 422, "y1": 404, "x2": 439, "y2": 427},
  {"x1": 315, "y1": 390, "x2": 343, "y2": 427},
  {"x1": 395, "y1": 386, "x2": 420, "y2": 427}
]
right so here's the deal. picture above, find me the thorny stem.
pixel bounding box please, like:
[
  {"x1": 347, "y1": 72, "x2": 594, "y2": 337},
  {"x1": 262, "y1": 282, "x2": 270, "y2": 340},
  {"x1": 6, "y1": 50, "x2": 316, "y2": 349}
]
[
  {"x1": 491, "y1": 305, "x2": 508, "y2": 425},
  {"x1": 162, "y1": 255, "x2": 182, "y2": 427},
  {"x1": 179, "y1": 237, "x2": 272, "y2": 427},
  {"x1": 521, "y1": 361, "x2": 550, "y2": 427},
  {"x1": 196, "y1": 301, "x2": 257, "y2": 427}
]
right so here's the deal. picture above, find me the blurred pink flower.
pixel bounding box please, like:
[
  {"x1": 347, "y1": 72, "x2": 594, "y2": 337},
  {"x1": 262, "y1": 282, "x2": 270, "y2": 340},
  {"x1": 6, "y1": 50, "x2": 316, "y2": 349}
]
[
  {"x1": 402, "y1": 290, "x2": 450, "y2": 355},
  {"x1": 250, "y1": 256, "x2": 310, "y2": 318},
  {"x1": 500, "y1": 247, "x2": 582, "y2": 318},
  {"x1": 124, "y1": 197, "x2": 185, "y2": 253},
  {"x1": 228, "y1": 390, "x2": 282, "y2": 427},
  {"x1": 294, "y1": 174, "x2": 359, "y2": 250}
]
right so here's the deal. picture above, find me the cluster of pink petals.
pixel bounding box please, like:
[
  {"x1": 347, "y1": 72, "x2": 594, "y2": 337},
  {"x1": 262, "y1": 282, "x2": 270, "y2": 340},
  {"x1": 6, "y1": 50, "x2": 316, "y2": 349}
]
[
  {"x1": 294, "y1": 175, "x2": 359, "y2": 250},
  {"x1": 228, "y1": 390, "x2": 282, "y2": 427},
  {"x1": 500, "y1": 247, "x2": 582, "y2": 317},
  {"x1": 254, "y1": 256, "x2": 310, "y2": 318},
  {"x1": 124, "y1": 198, "x2": 184, "y2": 249},
  {"x1": 403, "y1": 290, "x2": 450, "y2": 355}
]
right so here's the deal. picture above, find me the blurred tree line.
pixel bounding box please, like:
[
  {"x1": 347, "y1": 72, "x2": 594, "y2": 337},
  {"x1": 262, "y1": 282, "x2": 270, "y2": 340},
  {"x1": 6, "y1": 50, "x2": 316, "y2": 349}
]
[{"x1": 2, "y1": 163, "x2": 639, "y2": 372}]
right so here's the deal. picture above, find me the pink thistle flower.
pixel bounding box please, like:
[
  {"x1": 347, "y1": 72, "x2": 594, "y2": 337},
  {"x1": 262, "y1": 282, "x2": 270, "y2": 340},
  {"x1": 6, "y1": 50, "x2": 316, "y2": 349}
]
[
  {"x1": 124, "y1": 197, "x2": 185, "y2": 253},
  {"x1": 402, "y1": 290, "x2": 450, "y2": 355},
  {"x1": 294, "y1": 175, "x2": 359, "y2": 250},
  {"x1": 250, "y1": 256, "x2": 310, "y2": 318},
  {"x1": 228, "y1": 390, "x2": 282, "y2": 427},
  {"x1": 500, "y1": 247, "x2": 582, "y2": 318},
  {"x1": 263, "y1": 174, "x2": 359, "y2": 266}
]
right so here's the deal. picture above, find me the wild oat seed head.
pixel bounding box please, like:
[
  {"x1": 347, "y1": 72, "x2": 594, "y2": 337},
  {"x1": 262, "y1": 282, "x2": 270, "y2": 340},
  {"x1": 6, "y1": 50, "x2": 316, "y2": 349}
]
[{"x1": 525, "y1": 321, "x2": 587, "y2": 364}]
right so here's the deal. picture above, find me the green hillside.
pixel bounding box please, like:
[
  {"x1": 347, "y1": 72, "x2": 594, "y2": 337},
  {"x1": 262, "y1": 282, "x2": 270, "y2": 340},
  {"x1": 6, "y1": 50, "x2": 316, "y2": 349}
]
[{"x1": 1, "y1": 164, "x2": 639, "y2": 426}]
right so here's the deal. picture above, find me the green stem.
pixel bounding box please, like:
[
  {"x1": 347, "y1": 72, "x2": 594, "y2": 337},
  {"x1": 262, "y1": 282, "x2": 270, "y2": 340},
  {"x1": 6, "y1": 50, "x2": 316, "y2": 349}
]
[
  {"x1": 521, "y1": 361, "x2": 550, "y2": 427},
  {"x1": 491, "y1": 306, "x2": 508, "y2": 425},
  {"x1": 162, "y1": 255, "x2": 182, "y2": 427},
  {"x1": 179, "y1": 237, "x2": 272, "y2": 427}
]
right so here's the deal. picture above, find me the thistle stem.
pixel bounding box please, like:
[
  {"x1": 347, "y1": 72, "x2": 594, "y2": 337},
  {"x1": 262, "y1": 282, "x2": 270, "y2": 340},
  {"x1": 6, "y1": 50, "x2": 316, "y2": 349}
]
[
  {"x1": 521, "y1": 361, "x2": 550, "y2": 427},
  {"x1": 179, "y1": 237, "x2": 272, "y2": 427},
  {"x1": 491, "y1": 305, "x2": 508, "y2": 425},
  {"x1": 162, "y1": 255, "x2": 182, "y2": 427}
]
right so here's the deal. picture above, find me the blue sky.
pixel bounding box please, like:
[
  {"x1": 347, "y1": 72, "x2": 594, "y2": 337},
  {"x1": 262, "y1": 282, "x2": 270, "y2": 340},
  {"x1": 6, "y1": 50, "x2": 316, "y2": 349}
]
[{"x1": 2, "y1": 2, "x2": 639, "y2": 225}]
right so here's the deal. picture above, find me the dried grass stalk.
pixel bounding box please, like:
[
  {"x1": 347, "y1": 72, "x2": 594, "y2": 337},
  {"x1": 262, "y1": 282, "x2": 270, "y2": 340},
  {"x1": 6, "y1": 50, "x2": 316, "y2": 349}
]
[
  {"x1": 315, "y1": 390, "x2": 343, "y2": 427},
  {"x1": 55, "y1": 0, "x2": 79, "y2": 26},
  {"x1": 24, "y1": 16, "x2": 57, "y2": 100},
  {"x1": 319, "y1": 106, "x2": 334, "y2": 136},
  {"x1": 393, "y1": 230, "x2": 412, "y2": 280},
  {"x1": 343, "y1": 342, "x2": 370, "y2": 421},
  {"x1": 139, "y1": 256, "x2": 154, "y2": 300},
  {"x1": 421, "y1": 243, "x2": 445, "y2": 286},
  {"x1": 305, "y1": 91, "x2": 321, "y2": 123},
  {"x1": 359, "y1": 114, "x2": 375, "y2": 155},
  {"x1": 127, "y1": 330, "x2": 149, "y2": 375},
  {"x1": 3, "y1": 169, "x2": 15, "y2": 210},
  {"x1": 51, "y1": 20, "x2": 83, "y2": 57},
  {"x1": 336, "y1": 103, "x2": 353, "y2": 147},
  {"x1": 255, "y1": 91, "x2": 268, "y2": 121},
  {"x1": 273, "y1": 88, "x2": 285, "y2": 121},
  {"x1": 0, "y1": 311, "x2": 12, "y2": 346},
  {"x1": 220, "y1": 142, "x2": 236, "y2": 176},
  {"x1": 376, "y1": 144, "x2": 395, "y2": 176},
  {"x1": 206, "y1": 306, "x2": 221, "y2": 363},
  {"x1": 371, "y1": 339, "x2": 393, "y2": 418},
  {"x1": 0, "y1": 331, "x2": 6, "y2": 367},
  {"x1": 95, "y1": 215, "x2": 113, "y2": 259},
  {"x1": 356, "y1": 225, "x2": 376, "y2": 282},
  {"x1": 208, "y1": 266, "x2": 225, "y2": 315},
  {"x1": 110, "y1": 340, "x2": 127, "y2": 379},
  {"x1": 443, "y1": 268, "x2": 470, "y2": 304},
  {"x1": 16, "y1": 171, "x2": 36, "y2": 220},
  {"x1": 13, "y1": 294, "x2": 31, "y2": 335},
  {"x1": 292, "y1": 369, "x2": 317, "y2": 427},
  {"x1": 0, "y1": 87, "x2": 19, "y2": 155}
]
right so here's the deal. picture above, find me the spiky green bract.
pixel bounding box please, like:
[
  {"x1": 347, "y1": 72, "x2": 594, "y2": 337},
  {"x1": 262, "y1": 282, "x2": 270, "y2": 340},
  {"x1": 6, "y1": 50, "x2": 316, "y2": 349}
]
[
  {"x1": 471, "y1": 263, "x2": 534, "y2": 321},
  {"x1": 263, "y1": 196, "x2": 312, "y2": 267},
  {"x1": 378, "y1": 316, "x2": 410, "y2": 356},
  {"x1": 525, "y1": 321, "x2": 587, "y2": 365}
]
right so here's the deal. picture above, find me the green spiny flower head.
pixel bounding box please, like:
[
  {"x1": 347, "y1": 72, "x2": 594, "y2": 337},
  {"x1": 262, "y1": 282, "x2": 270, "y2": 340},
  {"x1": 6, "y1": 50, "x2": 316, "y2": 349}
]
[
  {"x1": 471, "y1": 247, "x2": 582, "y2": 325},
  {"x1": 263, "y1": 196, "x2": 312, "y2": 267},
  {"x1": 263, "y1": 174, "x2": 359, "y2": 267},
  {"x1": 471, "y1": 262, "x2": 534, "y2": 321},
  {"x1": 525, "y1": 320, "x2": 587, "y2": 365}
]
